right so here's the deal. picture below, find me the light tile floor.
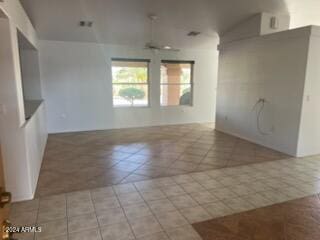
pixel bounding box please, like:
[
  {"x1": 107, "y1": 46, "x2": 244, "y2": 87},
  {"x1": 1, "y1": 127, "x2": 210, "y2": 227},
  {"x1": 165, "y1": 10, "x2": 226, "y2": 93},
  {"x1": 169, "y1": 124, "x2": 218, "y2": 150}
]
[
  {"x1": 37, "y1": 123, "x2": 289, "y2": 197},
  {"x1": 11, "y1": 155, "x2": 320, "y2": 240}
]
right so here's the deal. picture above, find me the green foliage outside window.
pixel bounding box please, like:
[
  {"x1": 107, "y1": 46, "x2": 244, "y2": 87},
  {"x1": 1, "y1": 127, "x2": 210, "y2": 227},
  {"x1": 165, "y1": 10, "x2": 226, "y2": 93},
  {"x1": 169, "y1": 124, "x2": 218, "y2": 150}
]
[
  {"x1": 113, "y1": 67, "x2": 147, "y2": 84},
  {"x1": 119, "y1": 87, "x2": 145, "y2": 106}
]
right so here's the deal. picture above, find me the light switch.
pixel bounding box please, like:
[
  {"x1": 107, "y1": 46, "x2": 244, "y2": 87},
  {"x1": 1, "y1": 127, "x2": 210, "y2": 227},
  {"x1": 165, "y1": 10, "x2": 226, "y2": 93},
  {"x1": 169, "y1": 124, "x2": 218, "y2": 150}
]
[{"x1": 270, "y1": 17, "x2": 279, "y2": 29}]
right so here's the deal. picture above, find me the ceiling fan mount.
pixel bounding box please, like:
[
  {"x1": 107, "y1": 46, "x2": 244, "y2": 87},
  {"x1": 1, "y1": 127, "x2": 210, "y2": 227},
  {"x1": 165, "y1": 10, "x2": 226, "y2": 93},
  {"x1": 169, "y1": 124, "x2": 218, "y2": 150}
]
[
  {"x1": 145, "y1": 14, "x2": 179, "y2": 52},
  {"x1": 148, "y1": 14, "x2": 158, "y2": 21}
]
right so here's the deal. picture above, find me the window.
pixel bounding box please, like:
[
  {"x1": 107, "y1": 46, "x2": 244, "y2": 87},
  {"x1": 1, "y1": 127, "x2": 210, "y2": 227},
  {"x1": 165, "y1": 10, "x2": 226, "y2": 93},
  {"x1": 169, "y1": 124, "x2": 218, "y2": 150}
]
[
  {"x1": 112, "y1": 59, "x2": 150, "y2": 107},
  {"x1": 161, "y1": 60, "x2": 194, "y2": 106}
]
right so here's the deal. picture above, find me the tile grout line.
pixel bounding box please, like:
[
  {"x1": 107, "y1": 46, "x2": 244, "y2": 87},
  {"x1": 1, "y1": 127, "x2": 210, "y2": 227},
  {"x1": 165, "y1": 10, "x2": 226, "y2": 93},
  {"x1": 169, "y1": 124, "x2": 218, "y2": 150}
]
[
  {"x1": 41, "y1": 127, "x2": 286, "y2": 196},
  {"x1": 64, "y1": 195, "x2": 68, "y2": 240},
  {"x1": 137, "y1": 184, "x2": 190, "y2": 238},
  {"x1": 32, "y1": 198, "x2": 40, "y2": 240},
  {"x1": 113, "y1": 183, "x2": 140, "y2": 240},
  {"x1": 14, "y1": 154, "x2": 320, "y2": 240},
  {"x1": 88, "y1": 190, "x2": 104, "y2": 240}
]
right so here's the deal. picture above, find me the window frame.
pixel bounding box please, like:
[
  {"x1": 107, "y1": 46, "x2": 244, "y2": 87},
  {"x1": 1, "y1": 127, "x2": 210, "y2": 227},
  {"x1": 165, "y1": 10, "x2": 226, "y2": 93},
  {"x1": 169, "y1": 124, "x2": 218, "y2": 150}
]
[
  {"x1": 111, "y1": 58, "x2": 151, "y2": 108},
  {"x1": 160, "y1": 60, "x2": 195, "y2": 107}
]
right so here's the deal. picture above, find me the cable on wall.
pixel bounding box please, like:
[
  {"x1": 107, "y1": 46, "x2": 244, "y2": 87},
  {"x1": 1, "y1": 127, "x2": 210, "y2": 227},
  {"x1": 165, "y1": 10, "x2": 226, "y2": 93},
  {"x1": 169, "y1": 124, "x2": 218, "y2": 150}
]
[{"x1": 252, "y1": 98, "x2": 274, "y2": 136}]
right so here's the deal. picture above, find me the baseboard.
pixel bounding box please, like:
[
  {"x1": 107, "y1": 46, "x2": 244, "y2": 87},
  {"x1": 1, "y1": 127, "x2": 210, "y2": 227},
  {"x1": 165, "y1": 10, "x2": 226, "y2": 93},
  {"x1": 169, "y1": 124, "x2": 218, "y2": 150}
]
[
  {"x1": 48, "y1": 121, "x2": 216, "y2": 134},
  {"x1": 12, "y1": 192, "x2": 34, "y2": 203},
  {"x1": 215, "y1": 126, "x2": 296, "y2": 157}
]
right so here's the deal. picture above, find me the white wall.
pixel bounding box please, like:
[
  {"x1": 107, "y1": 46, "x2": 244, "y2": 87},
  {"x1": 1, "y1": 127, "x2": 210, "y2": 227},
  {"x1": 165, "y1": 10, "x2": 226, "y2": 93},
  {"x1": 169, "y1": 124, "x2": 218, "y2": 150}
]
[
  {"x1": 297, "y1": 26, "x2": 320, "y2": 156},
  {"x1": 0, "y1": 0, "x2": 37, "y2": 48},
  {"x1": 39, "y1": 40, "x2": 219, "y2": 133},
  {"x1": 24, "y1": 102, "x2": 47, "y2": 196},
  {"x1": 0, "y1": 2, "x2": 47, "y2": 201},
  {"x1": 221, "y1": 12, "x2": 290, "y2": 44},
  {"x1": 260, "y1": 12, "x2": 290, "y2": 35},
  {"x1": 216, "y1": 27, "x2": 311, "y2": 156},
  {"x1": 0, "y1": 18, "x2": 32, "y2": 201},
  {"x1": 288, "y1": 1, "x2": 320, "y2": 29},
  {"x1": 220, "y1": 14, "x2": 262, "y2": 44}
]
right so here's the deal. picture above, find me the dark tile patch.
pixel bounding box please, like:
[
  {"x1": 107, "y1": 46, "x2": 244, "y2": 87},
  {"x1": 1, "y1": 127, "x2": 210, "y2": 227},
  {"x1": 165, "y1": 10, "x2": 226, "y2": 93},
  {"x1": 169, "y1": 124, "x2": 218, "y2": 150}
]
[{"x1": 193, "y1": 195, "x2": 320, "y2": 240}]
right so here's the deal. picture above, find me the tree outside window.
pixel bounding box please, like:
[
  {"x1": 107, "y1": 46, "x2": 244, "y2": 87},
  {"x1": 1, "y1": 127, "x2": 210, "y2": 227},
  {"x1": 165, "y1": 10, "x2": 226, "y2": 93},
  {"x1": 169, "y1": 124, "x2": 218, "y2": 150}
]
[{"x1": 112, "y1": 59, "x2": 149, "y2": 107}]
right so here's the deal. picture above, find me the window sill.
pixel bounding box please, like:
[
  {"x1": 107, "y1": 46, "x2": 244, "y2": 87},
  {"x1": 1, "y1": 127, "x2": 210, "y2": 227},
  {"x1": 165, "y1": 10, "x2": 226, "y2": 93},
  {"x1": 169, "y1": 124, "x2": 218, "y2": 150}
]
[
  {"x1": 113, "y1": 106, "x2": 151, "y2": 109},
  {"x1": 160, "y1": 105, "x2": 193, "y2": 108}
]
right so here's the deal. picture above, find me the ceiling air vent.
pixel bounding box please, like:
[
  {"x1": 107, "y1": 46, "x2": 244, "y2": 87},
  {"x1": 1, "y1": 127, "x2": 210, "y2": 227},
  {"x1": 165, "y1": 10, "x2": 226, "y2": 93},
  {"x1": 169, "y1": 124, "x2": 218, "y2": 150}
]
[
  {"x1": 79, "y1": 21, "x2": 93, "y2": 27},
  {"x1": 187, "y1": 31, "x2": 201, "y2": 37}
]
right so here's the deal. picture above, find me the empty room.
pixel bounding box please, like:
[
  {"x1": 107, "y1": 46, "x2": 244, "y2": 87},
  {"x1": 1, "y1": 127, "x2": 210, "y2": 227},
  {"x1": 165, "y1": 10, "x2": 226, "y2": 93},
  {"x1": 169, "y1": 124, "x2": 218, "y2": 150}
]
[{"x1": 1, "y1": 0, "x2": 320, "y2": 239}]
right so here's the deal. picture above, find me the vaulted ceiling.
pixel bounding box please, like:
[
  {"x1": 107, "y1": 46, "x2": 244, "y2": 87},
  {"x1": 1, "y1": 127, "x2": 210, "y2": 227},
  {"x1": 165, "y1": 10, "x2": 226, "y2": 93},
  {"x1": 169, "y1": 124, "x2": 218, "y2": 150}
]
[{"x1": 20, "y1": 0, "x2": 320, "y2": 49}]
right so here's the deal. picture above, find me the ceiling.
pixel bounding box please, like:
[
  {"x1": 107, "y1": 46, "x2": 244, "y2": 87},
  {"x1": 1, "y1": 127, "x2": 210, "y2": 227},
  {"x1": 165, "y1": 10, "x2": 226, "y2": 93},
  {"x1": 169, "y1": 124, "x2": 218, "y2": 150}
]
[{"x1": 19, "y1": 0, "x2": 320, "y2": 50}]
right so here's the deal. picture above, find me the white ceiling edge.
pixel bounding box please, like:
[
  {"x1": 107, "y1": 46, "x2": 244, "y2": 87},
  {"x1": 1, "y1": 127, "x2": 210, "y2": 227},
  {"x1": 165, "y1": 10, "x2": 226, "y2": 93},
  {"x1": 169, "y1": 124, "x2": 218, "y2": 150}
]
[{"x1": 19, "y1": 0, "x2": 320, "y2": 49}]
